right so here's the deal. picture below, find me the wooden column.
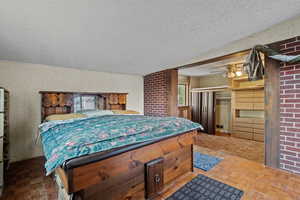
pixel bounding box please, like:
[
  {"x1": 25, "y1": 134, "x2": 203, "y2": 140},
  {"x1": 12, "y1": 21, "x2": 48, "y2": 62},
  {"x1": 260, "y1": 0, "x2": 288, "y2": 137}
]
[
  {"x1": 264, "y1": 56, "x2": 280, "y2": 168},
  {"x1": 166, "y1": 69, "x2": 178, "y2": 117}
]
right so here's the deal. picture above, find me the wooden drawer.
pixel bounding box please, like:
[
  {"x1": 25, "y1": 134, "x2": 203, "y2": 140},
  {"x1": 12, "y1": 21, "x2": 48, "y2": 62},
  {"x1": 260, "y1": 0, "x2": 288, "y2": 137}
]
[
  {"x1": 234, "y1": 117, "x2": 254, "y2": 124},
  {"x1": 253, "y1": 118, "x2": 264, "y2": 124},
  {"x1": 234, "y1": 122, "x2": 254, "y2": 128},
  {"x1": 236, "y1": 97, "x2": 253, "y2": 103},
  {"x1": 235, "y1": 103, "x2": 253, "y2": 110},
  {"x1": 236, "y1": 97, "x2": 264, "y2": 103},
  {"x1": 145, "y1": 158, "x2": 164, "y2": 199},
  {"x1": 253, "y1": 90, "x2": 264, "y2": 98},
  {"x1": 232, "y1": 131, "x2": 253, "y2": 140},
  {"x1": 253, "y1": 134, "x2": 264, "y2": 142},
  {"x1": 253, "y1": 103, "x2": 264, "y2": 110},
  {"x1": 233, "y1": 126, "x2": 253, "y2": 133},
  {"x1": 252, "y1": 98, "x2": 264, "y2": 103},
  {"x1": 252, "y1": 123, "x2": 264, "y2": 129},
  {"x1": 253, "y1": 128, "x2": 264, "y2": 135},
  {"x1": 235, "y1": 90, "x2": 254, "y2": 98}
]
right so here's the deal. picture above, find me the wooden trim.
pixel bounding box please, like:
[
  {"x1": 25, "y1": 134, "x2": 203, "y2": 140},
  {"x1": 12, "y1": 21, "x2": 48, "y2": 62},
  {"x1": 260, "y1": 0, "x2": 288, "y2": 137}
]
[
  {"x1": 177, "y1": 49, "x2": 250, "y2": 69},
  {"x1": 264, "y1": 56, "x2": 280, "y2": 168}
]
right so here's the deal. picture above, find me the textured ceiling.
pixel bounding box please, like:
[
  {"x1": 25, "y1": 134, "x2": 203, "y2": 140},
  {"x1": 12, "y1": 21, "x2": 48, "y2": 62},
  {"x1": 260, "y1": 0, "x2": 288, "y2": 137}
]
[{"x1": 1, "y1": 1, "x2": 300, "y2": 75}]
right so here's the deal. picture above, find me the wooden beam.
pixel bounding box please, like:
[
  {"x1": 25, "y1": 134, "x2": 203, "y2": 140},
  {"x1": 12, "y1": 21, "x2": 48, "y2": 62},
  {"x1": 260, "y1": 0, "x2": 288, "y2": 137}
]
[
  {"x1": 264, "y1": 56, "x2": 280, "y2": 168},
  {"x1": 177, "y1": 49, "x2": 250, "y2": 69}
]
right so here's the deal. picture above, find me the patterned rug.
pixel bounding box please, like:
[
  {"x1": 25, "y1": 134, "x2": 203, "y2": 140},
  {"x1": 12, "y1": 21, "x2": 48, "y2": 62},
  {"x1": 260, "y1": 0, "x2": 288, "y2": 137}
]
[
  {"x1": 166, "y1": 174, "x2": 244, "y2": 200},
  {"x1": 194, "y1": 152, "x2": 222, "y2": 171}
]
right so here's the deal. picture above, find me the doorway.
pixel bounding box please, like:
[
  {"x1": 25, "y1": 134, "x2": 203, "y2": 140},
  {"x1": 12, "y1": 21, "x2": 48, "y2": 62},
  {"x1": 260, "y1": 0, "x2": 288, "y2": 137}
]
[{"x1": 178, "y1": 53, "x2": 266, "y2": 164}]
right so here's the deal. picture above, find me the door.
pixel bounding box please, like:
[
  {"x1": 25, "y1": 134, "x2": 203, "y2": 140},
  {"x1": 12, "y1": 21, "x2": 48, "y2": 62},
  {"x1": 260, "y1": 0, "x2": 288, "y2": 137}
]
[
  {"x1": 191, "y1": 91, "x2": 215, "y2": 134},
  {"x1": 201, "y1": 92, "x2": 208, "y2": 132},
  {"x1": 207, "y1": 92, "x2": 215, "y2": 134}
]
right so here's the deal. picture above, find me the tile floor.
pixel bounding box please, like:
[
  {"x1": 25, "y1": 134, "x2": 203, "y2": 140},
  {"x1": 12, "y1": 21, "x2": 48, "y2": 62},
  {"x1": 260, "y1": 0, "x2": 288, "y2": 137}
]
[
  {"x1": 1, "y1": 137, "x2": 299, "y2": 200},
  {"x1": 159, "y1": 146, "x2": 300, "y2": 200},
  {"x1": 195, "y1": 133, "x2": 265, "y2": 164}
]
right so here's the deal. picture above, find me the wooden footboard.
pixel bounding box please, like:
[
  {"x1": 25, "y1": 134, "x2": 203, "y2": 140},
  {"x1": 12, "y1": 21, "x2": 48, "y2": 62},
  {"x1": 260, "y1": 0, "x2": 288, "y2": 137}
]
[{"x1": 56, "y1": 130, "x2": 197, "y2": 200}]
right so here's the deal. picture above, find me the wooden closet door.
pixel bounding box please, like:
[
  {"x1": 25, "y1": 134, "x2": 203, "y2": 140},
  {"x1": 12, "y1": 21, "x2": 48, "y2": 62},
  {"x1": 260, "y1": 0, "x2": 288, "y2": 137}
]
[
  {"x1": 191, "y1": 92, "x2": 201, "y2": 123},
  {"x1": 201, "y1": 92, "x2": 208, "y2": 132},
  {"x1": 207, "y1": 92, "x2": 215, "y2": 134}
]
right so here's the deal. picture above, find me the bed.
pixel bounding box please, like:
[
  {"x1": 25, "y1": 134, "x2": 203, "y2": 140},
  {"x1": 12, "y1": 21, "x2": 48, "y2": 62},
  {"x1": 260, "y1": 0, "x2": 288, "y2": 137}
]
[{"x1": 39, "y1": 91, "x2": 201, "y2": 200}]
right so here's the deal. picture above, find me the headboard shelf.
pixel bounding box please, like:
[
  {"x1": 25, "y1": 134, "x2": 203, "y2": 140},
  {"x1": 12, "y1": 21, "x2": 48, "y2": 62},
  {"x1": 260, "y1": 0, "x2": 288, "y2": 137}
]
[{"x1": 40, "y1": 91, "x2": 128, "y2": 121}]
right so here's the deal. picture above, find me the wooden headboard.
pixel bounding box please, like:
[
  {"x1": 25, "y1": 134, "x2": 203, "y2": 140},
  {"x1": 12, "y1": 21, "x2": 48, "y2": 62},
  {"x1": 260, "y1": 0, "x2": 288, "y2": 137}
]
[{"x1": 40, "y1": 91, "x2": 128, "y2": 121}]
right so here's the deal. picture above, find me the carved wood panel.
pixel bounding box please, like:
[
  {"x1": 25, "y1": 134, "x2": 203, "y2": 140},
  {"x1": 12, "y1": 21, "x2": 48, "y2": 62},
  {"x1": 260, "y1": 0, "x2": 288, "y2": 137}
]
[{"x1": 40, "y1": 91, "x2": 128, "y2": 121}]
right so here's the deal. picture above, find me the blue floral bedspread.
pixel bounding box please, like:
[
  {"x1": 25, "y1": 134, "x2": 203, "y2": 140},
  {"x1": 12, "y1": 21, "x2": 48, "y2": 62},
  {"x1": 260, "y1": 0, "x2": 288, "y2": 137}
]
[{"x1": 39, "y1": 115, "x2": 202, "y2": 175}]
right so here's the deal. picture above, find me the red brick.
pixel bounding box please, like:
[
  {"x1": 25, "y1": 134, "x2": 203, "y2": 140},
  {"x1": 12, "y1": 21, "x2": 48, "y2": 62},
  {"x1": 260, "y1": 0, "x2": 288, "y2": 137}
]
[
  {"x1": 280, "y1": 141, "x2": 295, "y2": 147},
  {"x1": 280, "y1": 66, "x2": 295, "y2": 71},
  {"x1": 281, "y1": 150, "x2": 297, "y2": 156},
  {"x1": 286, "y1": 146, "x2": 300, "y2": 152},
  {"x1": 286, "y1": 41, "x2": 300, "y2": 48},
  {"x1": 286, "y1": 108, "x2": 300, "y2": 113},
  {"x1": 280, "y1": 104, "x2": 294, "y2": 108},
  {"x1": 280, "y1": 159, "x2": 295, "y2": 166},
  {"x1": 286, "y1": 137, "x2": 300, "y2": 143},
  {"x1": 281, "y1": 113, "x2": 294, "y2": 118},
  {"x1": 285, "y1": 80, "x2": 300, "y2": 85},
  {"x1": 285, "y1": 70, "x2": 300, "y2": 75},
  {"x1": 286, "y1": 50, "x2": 300, "y2": 56},
  {"x1": 280, "y1": 76, "x2": 294, "y2": 81},
  {"x1": 280, "y1": 132, "x2": 295, "y2": 137},
  {"x1": 280, "y1": 94, "x2": 295, "y2": 99},
  {"x1": 285, "y1": 118, "x2": 300, "y2": 123},
  {"x1": 281, "y1": 85, "x2": 294, "y2": 90},
  {"x1": 283, "y1": 164, "x2": 300, "y2": 172},
  {"x1": 280, "y1": 122, "x2": 294, "y2": 127},
  {"x1": 285, "y1": 89, "x2": 300, "y2": 94},
  {"x1": 285, "y1": 99, "x2": 300, "y2": 103},
  {"x1": 281, "y1": 47, "x2": 296, "y2": 54}
]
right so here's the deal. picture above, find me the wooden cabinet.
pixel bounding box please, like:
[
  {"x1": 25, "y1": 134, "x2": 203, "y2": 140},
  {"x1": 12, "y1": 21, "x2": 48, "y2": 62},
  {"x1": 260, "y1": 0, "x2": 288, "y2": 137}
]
[
  {"x1": 231, "y1": 89, "x2": 265, "y2": 142},
  {"x1": 192, "y1": 92, "x2": 215, "y2": 134},
  {"x1": 103, "y1": 93, "x2": 127, "y2": 110}
]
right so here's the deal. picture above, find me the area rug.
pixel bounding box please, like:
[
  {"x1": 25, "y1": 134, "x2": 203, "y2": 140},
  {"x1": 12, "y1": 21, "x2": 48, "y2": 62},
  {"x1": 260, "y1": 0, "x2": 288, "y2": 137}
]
[
  {"x1": 166, "y1": 174, "x2": 244, "y2": 200},
  {"x1": 193, "y1": 152, "x2": 222, "y2": 171}
]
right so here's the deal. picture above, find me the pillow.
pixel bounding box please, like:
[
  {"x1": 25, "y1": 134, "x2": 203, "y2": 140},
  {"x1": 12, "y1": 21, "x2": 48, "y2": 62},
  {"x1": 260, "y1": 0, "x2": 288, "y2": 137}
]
[
  {"x1": 80, "y1": 110, "x2": 114, "y2": 117},
  {"x1": 45, "y1": 113, "x2": 87, "y2": 121},
  {"x1": 112, "y1": 110, "x2": 140, "y2": 115}
]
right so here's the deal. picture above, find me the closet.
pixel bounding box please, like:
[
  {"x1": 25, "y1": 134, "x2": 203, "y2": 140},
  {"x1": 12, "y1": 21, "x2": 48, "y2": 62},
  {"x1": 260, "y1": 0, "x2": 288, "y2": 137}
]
[{"x1": 191, "y1": 91, "x2": 215, "y2": 134}]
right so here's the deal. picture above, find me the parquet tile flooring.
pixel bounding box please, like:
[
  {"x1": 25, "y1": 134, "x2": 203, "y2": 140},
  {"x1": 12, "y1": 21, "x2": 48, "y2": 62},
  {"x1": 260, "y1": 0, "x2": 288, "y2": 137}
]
[
  {"x1": 159, "y1": 146, "x2": 300, "y2": 200},
  {"x1": 194, "y1": 132, "x2": 265, "y2": 164},
  {"x1": 1, "y1": 145, "x2": 299, "y2": 200},
  {"x1": 0, "y1": 157, "x2": 57, "y2": 200}
]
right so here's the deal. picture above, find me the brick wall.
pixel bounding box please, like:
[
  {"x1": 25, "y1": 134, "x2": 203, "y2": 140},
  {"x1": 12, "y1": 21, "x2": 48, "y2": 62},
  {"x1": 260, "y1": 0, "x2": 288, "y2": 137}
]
[
  {"x1": 144, "y1": 69, "x2": 178, "y2": 117},
  {"x1": 279, "y1": 36, "x2": 300, "y2": 174},
  {"x1": 144, "y1": 70, "x2": 169, "y2": 116}
]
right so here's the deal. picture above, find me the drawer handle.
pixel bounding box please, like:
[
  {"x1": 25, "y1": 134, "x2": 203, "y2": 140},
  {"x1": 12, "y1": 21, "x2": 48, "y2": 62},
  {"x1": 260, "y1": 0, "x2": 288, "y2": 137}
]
[{"x1": 154, "y1": 174, "x2": 161, "y2": 183}]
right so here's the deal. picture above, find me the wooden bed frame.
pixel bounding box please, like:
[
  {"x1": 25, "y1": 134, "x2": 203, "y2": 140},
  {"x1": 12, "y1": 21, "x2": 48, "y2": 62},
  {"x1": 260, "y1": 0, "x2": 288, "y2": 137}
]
[{"x1": 40, "y1": 91, "x2": 197, "y2": 200}]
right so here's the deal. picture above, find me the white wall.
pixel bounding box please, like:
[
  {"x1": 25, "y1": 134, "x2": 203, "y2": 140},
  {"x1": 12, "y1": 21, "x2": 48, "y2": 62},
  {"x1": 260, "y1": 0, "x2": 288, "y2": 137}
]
[{"x1": 0, "y1": 61, "x2": 144, "y2": 162}]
